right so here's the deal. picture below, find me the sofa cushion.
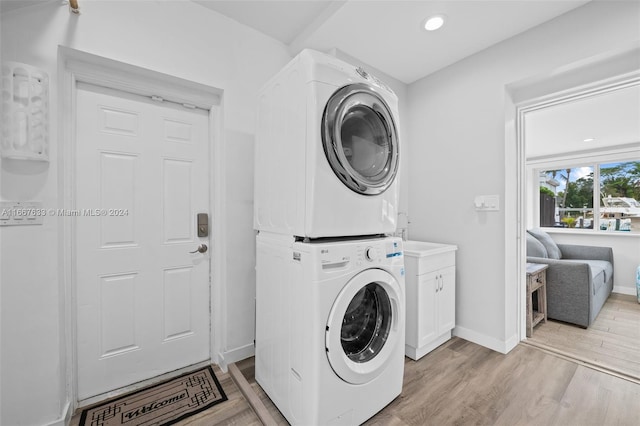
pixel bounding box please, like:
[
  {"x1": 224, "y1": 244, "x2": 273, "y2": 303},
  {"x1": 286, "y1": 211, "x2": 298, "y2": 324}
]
[
  {"x1": 526, "y1": 233, "x2": 548, "y2": 258},
  {"x1": 528, "y1": 228, "x2": 562, "y2": 259},
  {"x1": 582, "y1": 260, "x2": 613, "y2": 295}
]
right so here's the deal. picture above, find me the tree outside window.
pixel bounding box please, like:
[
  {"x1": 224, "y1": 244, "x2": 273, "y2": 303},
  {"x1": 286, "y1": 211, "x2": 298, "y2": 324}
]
[{"x1": 540, "y1": 160, "x2": 640, "y2": 233}]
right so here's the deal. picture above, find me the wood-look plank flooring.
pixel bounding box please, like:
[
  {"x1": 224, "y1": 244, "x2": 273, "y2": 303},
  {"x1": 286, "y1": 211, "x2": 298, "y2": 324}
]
[
  {"x1": 237, "y1": 338, "x2": 640, "y2": 426},
  {"x1": 527, "y1": 293, "x2": 640, "y2": 380},
  {"x1": 68, "y1": 295, "x2": 640, "y2": 426}
]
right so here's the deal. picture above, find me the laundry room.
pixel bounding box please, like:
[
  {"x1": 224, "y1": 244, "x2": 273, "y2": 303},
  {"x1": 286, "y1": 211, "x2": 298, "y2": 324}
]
[{"x1": 1, "y1": 1, "x2": 639, "y2": 425}]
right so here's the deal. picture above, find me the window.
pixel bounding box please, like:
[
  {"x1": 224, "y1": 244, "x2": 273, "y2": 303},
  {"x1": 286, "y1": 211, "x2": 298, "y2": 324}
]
[{"x1": 539, "y1": 160, "x2": 640, "y2": 233}]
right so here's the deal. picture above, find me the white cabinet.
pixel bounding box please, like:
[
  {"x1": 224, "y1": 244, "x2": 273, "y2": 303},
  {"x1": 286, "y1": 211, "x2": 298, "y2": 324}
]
[{"x1": 403, "y1": 241, "x2": 457, "y2": 360}]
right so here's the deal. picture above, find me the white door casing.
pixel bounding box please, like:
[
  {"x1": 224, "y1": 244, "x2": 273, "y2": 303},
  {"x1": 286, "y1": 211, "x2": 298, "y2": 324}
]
[{"x1": 75, "y1": 83, "x2": 210, "y2": 399}]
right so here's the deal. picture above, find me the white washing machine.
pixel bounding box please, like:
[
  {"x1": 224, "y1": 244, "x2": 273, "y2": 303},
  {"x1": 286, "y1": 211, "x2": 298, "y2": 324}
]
[
  {"x1": 254, "y1": 49, "x2": 401, "y2": 239},
  {"x1": 255, "y1": 232, "x2": 405, "y2": 425}
]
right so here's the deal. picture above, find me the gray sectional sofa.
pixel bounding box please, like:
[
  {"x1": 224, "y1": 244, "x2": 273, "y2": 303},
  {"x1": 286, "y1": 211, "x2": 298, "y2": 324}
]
[{"x1": 526, "y1": 228, "x2": 614, "y2": 328}]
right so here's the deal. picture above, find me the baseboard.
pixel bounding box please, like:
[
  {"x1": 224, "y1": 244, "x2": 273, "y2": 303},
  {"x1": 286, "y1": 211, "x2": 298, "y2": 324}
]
[
  {"x1": 223, "y1": 343, "x2": 255, "y2": 367},
  {"x1": 216, "y1": 351, "x2": 228, "y2": 373},
  {"x1": 405, "y1": 332, "x2": 451, "y2": 360},
  {"x1": 613, "y1": 286, "x2": 637, "y2": 296},
  {"x1": 453, "y1": 326, "x2": 517, "y2": 354},
  {"x1": 43, "y1": 400, "x2": 71, "y2": 426},
  {"x1": 504, "y1": 333, "x2": 520, "y2": 353}
]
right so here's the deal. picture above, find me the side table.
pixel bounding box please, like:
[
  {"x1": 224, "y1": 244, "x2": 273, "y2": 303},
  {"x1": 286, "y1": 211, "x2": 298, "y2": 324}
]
[{"x1": 526, "y1": 263, "x2": 548, "y2": 337}]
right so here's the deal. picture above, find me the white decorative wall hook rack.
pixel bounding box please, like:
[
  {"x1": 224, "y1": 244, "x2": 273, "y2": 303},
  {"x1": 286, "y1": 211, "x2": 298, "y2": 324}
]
[{"x1": 1, "y1": 62, "x2": 49, "y2": 161}]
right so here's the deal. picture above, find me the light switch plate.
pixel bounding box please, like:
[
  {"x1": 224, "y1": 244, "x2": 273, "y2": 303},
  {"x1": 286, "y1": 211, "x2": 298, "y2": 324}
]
[
  {"x1": 474, "y1": 195, "x2": 500, "y2": 211},
  {"x1": 0, "y1": 201, "x2": 44, "y2": 225}
]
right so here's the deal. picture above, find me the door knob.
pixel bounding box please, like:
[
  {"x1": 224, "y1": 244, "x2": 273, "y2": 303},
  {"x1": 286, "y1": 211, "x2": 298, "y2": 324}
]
[{"x1": 190, "y1": 244, "x2": 208, "y2": 254}]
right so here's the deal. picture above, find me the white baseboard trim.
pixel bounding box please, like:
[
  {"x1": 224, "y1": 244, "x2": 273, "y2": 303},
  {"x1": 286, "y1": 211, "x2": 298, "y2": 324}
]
[
  {"x1": 44, "y1": 400, "x2": 71, "y2": 426},
  {"x1": 453, "y1": 326, "x2": 517, "y2": 354},
  {"x1": 216, "y1": 351, "x2": 228, "y2": 373},
  {"x1": 405, "y1": 332, "x2": 451, "y2": 361},
  {"x1": 613, "y1": 286, "x2": 637, "y2": 296},
  {"x1": 223, "y1": 343, "x2": 255, "y2": 366},
  {"x1": 504, "y1": 333, "x2": 520, "y2": 353}
]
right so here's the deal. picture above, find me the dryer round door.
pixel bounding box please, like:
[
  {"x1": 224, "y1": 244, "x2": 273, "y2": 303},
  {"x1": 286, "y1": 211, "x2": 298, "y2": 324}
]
[
  {"x1": 322, "y1": 83, "x2": 399, "y2": 196},
  {"x1": 325, "y1": 268, "x2": 403, "y2": 385}
]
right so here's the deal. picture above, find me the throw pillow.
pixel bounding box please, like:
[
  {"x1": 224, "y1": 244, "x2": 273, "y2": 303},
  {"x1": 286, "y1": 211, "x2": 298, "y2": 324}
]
[
  {"x1": 526, "y1": 233, "x2": 548, "y2": 258},
  {"x1": 528, "y1": 228, "x2": 562, "y2": 259}
]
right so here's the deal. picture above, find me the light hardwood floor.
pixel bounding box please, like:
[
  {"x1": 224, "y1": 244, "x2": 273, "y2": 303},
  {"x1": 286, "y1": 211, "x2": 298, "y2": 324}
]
[
  {"x1": 69, "y1": 295, "x2": 640, "y2": 425},
  {"x1": 70, "y1": 336, "x2": 640, "y2": 425},
  {"x1": 527, "y1": 293, "x2": 640, "y2": 380},
  {"x1": 236, "y1": 337, "x2": 640, "y2": 426}
]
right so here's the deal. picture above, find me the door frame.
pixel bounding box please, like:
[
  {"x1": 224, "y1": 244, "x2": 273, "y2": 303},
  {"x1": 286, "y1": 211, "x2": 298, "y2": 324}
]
[
  {"x1": 506, "y1": 45, "x2": 640, "y2": 345},
  {"x1": 58, "y1": 46, "x2": 225, "y2": 413}
]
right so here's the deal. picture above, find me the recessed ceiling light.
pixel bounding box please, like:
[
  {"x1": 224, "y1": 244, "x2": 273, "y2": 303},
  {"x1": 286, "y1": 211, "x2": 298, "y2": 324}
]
[
  {"x1": 583, "y1": 138, "x2": 595, "y2": 142},
  {"x1": 423, "y1": 15, "x2": 445, "y2": 31}
]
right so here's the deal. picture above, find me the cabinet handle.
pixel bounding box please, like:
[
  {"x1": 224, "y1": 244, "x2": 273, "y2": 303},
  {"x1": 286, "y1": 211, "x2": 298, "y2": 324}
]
[{"x1": 435, "y1": 274, "x2": 444, "y2": 292}]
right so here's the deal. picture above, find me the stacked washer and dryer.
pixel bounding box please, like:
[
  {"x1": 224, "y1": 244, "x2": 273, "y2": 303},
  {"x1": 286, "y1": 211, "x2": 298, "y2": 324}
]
[{"x1": 254, "y1": 49, "x2": 405, "y2": 425}]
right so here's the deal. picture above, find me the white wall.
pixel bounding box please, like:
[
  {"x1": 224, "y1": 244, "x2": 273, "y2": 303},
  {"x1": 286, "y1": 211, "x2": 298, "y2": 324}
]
[
  {"x1": 406, "y1": 1, "x2": 640, "y2": 352},
  {"x1": 0, "y1": 2, "x2": 291, "y2": 425}
]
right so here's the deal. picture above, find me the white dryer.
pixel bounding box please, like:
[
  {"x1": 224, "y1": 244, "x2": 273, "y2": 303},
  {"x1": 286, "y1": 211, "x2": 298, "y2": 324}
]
[
  {"x1": 255, "y1": 233, "x2": 405, "y2": 425},
  {"x1": 254, "y1": 49, "x2": 401, "y2": 238}
]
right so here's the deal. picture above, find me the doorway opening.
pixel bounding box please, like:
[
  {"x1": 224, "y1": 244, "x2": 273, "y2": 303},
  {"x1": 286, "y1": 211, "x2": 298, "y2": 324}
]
[{"x1": 510, "y1": 46, "x2": 640, "y2": 380}]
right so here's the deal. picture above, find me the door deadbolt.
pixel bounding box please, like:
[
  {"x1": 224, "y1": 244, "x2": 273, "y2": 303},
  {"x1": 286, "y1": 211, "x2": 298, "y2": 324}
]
[{"x1": 197, "y1": 213, "x2": 209, "y2": 237}]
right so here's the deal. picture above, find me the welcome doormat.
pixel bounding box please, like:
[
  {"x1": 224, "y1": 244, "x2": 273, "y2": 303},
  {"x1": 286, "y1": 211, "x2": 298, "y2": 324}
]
[{"x1": 79, "y1": 366, "x2": 227, "y2": 426}]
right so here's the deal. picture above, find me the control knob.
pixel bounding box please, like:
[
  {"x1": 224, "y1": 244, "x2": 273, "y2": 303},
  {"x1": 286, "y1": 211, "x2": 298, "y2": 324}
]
[{"x1": 365, "y1": 246, "x2": 378, "y2": 261}]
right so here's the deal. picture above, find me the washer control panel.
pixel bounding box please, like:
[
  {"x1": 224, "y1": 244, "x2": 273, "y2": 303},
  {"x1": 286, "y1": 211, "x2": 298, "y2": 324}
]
[
  {"x1": 315, "y1": 238, "x2": 403, "y2": 269},
  {"x1": 356, "y1": 239, "x2": 403, "y2": 265}
]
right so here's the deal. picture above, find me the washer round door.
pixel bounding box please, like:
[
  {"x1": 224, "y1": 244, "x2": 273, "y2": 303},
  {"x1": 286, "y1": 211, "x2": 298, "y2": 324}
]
[
  {"x1": 322, "y1": 83, "x2": 399, "y2": 196},
  {"x1": 325, "y1": 268, "x2": 403, "y2": 384}
]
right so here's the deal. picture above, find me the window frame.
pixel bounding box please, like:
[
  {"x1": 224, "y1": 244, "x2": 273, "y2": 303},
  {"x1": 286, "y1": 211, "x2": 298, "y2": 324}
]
[{"x1": 527, "y1": 146, "x2": 640, "y2": 234}]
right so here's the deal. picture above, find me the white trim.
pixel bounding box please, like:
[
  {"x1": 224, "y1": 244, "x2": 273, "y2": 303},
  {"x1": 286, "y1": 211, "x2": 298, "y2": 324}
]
[
  {"x1": 58, "y1": 47, "x2": 220, "y2": 109},
  {"x1": 405, "y1": 332, "x2": 451, "y2": 360},
  {"x1": 42, "y1": 401, "x2": 71, "y2": 426},
  {"x1": 504, "y1": 85, "x2": 525, "y2": 349},
  {"x1": 511, "y1": 44, "x2": 640, "y2": 347},
  {"x1": 544, "y1": 227, "x2": 640, "y2": 238},
  {"x1": 221, "y1": 343, "x2": 256, "y2": 369},
  {"x1": 453, "y1": 326, "x2": 517, "y2": 354},
  {"x1": 527, "y1": 148, "x2": 640, "y2": 233},
  {"x1": 526, "y1": 141, "x2": 640, "y2": 165},
  {"x1": 210, "y1": 96, "x2": 227, "y2": 371},
  {"x1": 613, "y1": 286, "x2": 637, "y2": 296},
  {"x1": 58, "y1": 46, "x2": 224, "y2": 412}
]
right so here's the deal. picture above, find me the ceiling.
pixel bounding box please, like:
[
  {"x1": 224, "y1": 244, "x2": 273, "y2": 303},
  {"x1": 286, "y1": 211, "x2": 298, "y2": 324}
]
[
  {"x1": 1, "y1": 1, "x2": 591, "y2": 83},
  {"x1": 193, "y1": 0, "x2": 592, "y2": 84},
  {"x1": 525, "y1": 84, "x2": 640, "y2": 159}
]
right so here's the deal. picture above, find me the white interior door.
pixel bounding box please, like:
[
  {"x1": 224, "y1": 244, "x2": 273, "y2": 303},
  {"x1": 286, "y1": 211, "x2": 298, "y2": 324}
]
[{"x1": 75, "y1": 82, "x2": 210, "y2": 400}]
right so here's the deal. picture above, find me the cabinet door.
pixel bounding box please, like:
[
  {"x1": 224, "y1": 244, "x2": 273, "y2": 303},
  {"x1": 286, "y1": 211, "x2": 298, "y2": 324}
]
[
  {"x1": 437, "y1": 266, "x2": 456, "y2": 334},
  {"x1": 417, "y1": 273, "x2": 438, "y2": 347}
]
